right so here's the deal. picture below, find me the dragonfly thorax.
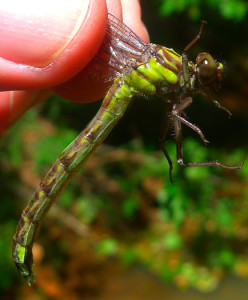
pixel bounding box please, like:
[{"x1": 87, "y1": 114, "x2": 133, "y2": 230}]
[{"x1": 122, "y1": 45, "x2": 185, "y2": 96}]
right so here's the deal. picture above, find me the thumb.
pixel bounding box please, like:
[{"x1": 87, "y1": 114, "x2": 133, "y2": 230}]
[{"x1": 0, "y1": 0, "x2": 107, "y2": 90}]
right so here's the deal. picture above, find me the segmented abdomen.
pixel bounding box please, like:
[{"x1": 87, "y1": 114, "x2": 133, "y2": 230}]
[{"x1": 12, "y1": 78, "x2": 134, "y2": 285}]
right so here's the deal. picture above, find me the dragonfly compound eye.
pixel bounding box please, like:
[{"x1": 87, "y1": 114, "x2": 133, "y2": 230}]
[{"x1": 196, "y1": 52, "x2": 219, "y2": 84}]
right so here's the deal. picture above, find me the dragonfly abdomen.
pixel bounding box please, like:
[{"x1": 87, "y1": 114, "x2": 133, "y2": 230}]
[{"x1": 12, "y1": 78, "x2": 134, "y2": 285}]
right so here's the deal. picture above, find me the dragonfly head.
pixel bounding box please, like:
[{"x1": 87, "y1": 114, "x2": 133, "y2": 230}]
[{"x1": 196, "y1": 52, "x2": 224, "y2": 91}]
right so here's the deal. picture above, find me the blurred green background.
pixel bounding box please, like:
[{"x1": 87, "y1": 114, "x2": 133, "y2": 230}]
[{"x1": 1, "y1": 0, "x2": 248, "y2": 299}]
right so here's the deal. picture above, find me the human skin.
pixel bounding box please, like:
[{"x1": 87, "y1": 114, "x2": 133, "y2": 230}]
[{"x1": 0, "y1": 0, "x2": 149, "y2": 135}]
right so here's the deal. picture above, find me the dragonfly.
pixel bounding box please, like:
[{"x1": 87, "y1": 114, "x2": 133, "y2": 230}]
[{"x1": 12, "y1": 13, "x2": 242, "y2": 285}]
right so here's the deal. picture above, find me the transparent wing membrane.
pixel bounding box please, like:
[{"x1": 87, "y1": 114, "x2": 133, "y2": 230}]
[{"x1": 65, "y1": 13, "x2": 149, "y2": 90}]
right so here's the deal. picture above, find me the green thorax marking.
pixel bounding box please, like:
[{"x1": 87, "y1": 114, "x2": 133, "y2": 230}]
[{"x1": 121, "y1": 45, "x2": 196, "y2": 95}]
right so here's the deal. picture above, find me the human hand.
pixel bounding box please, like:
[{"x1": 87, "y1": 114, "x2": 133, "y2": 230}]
[{"x1": 0, "y1": 0, "x2": 149, "y2": 135}]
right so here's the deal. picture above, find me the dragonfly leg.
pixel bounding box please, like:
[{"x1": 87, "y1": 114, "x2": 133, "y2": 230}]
[
  {"x1": 183, "y1": 21, "x2": 207, "y2": 55},
  {"x1": 172, "y1": 97, "x2": 209, "y2": 145},
  {"x1": 182, "y1": 21, "x2": 207, "y2": 89},
  {"x1": 172, "y1": 110, "x2": 244, "y2": 169},
  {"x1": 159, "y1": 103, "x2": 173, "y2": 182},
  {"x1": 173, "y1": 115, "x2": 184, "y2": 166},
  {"x1": 200, "y1": 91, "x2": 232, "y2": 117}
]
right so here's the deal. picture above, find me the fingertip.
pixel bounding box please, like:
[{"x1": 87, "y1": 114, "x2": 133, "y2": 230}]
[
  {"x1": 0, "y1": 92, "x2": 11, "y2": 135},
  {"x1": 0, "y1": 90, "x2": 51, "y2": 135},
  {"x1": 121, "y1": 0, "x2": 149, "y2": 43},
  {"x1": 53, "y1": 1, "x2": 123, "y2": 102}
]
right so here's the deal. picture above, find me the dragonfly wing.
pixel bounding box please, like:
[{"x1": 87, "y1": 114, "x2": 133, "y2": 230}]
[
  {"x1": 60, "y1": 13, "x2": 149, "y2": 92},
  {"x1": 101, "y1": 13, "x2": 149, "y2": 74}
]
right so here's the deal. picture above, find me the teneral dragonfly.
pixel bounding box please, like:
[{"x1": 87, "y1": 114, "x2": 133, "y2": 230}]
[{"x1": 12, "y1": 13, "x2": 242, "y2": 285}]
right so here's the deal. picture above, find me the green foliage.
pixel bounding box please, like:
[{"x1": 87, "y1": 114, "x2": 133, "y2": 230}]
[
  {"x1": 96, "y1": 239, "x2": 119, "y2": 256},
  {"x1": 0, "y1": 220, "x2": 19, "y2": 289},
  {"x1": 35, "y1": 128, "x2": 77, "y2": 172},
  {"x1": 0, "y1": 110, "x2": 37, "y2": 168},
  {"x1": 75, "y1": 195, "x2": 99, "y2": 223},
  {"x1": 208, "y1": 248, "x2": 236, "y2": 269},
  {"x1": 157, "y1": 0, "x2": 247, "y2": 21},
  {"x1": 121, "y1": 197, "x2": 139, "y2": 220},
  {"x1": 215, "y1": 198, "x2": 234, "y2": 229},
  {"x1": 121, "y1": 249, "x2": 139, "y2": 264},
  {"x1": 163, "y1": 232, "x2": 183, "y2": 251}
]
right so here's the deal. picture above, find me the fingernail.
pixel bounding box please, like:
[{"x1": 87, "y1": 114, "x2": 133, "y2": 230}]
[{"x1": 0, "y1": 0, "x2": 89, "y2": 67}]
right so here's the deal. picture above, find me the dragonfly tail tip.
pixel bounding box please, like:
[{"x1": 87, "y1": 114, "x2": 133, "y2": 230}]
[{"x1": 26, "y1": 273, "x2": 36, "y2": 286}]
